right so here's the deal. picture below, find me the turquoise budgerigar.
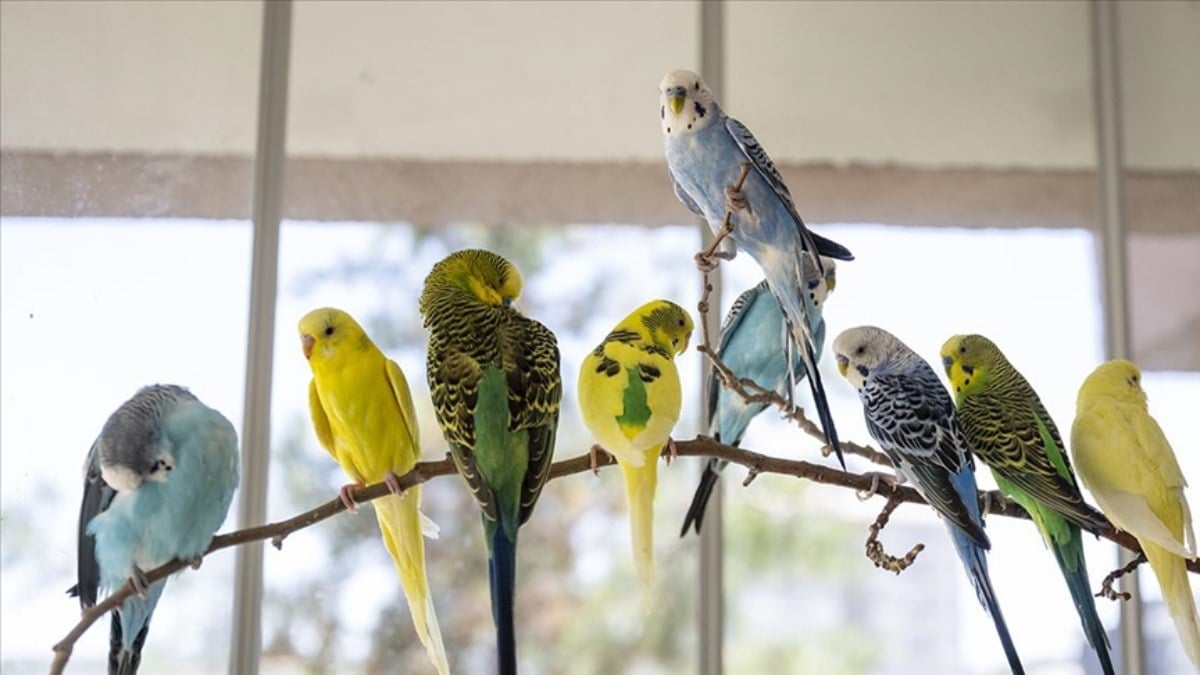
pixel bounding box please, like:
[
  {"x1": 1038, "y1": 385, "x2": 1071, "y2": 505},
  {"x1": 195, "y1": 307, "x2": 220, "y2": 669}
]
[
  {"x1": 942, "y1": 335, "x2": 1115, "y2": 675},
  {"x1": 70, "y1": 385, "x2": 240, "y2": 674},
  {"x1": 1072, "y1": 359, "x2": 1200, "y2": 667},
  {"x1": 833, "y1": 327, "x2": 1026, "y2": 674},
  {"x1": 420, "y1": 249, "x2": 562, "y2": 675},
  {"x1": 660, "y1": 69, "x2": 853, "y2": 466},
  {"x1": 680, "y1": 254, "x2": 835, "y2": 536}
]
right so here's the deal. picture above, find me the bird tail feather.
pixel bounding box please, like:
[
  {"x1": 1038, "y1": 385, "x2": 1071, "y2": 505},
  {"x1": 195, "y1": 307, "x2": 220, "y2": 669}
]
[
  {"x1": 1143, "y1": 539, "x2": 1200, "y2": 667},
  {"x1": 374, "y1": 489, "x2": 450, "y2": 675},
  {"x1": 488, "y1": 523, "x2": 518, "y2": 675},
  {"x1": 621, "y1": 447, "x2": 660, "y2": 608},
  {"x1": 1049, "y1": 526, "x2": 1114, "y2": 674},
  {"x1": 680, "y1": 457, "x2": 723, "y2": 537},
  {"x1": 801, "y1": 337, "x2": 843, "y2": 468},
  {"x1": 109, "y1": 611, "x2": 150, "y2": 675},
  {"x1": 953, "y1": 532, "x2": 1025, "y2": 675}
]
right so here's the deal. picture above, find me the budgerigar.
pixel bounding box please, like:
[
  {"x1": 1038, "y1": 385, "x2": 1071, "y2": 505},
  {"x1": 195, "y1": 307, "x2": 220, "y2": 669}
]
[
  {"x1": 299, "y1": 308, "x2": 450, "y2": 675},
  {"x1": 681, "y1": 254, "x2": 835, "y2": 537},
  {"x1": 942, "y1": 334, "x2": 1114, "y2": 675},
  {"x1": 419, "y1": 249, "x2": 561, "y2": 675},
  {"x1": 579, "y1": 299, "x2": 693, "y2": 601},
  {"x1": 1072, "y1": 359, "x2": 1200, "y2": 668},
  {"x1": 70, "y1": 385, "x2": 239, "y2": 675},
  {"x1": 660, "y1": 69, "x2": 853, "y2": 466},
  {"x1": 833, "y1": 327, "x2": 1025, "y2": 674}
]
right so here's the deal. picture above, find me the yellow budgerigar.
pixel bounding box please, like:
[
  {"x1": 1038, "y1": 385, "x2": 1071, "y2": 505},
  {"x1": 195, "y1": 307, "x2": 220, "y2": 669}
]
[
  {"x1": 578, "y1": 299, "x2": 693, "y2": 602},
  {"x1": 1072, "y1": 359, "x2": 1200, "y2": 669},
  {"x1": 299, "y1": 307, "x2": 450, "y2": 675}
]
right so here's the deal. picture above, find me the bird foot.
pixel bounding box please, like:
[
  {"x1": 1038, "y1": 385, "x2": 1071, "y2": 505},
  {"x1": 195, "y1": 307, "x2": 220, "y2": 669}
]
[
  {"x1": 338, "y1": 482, "x2": 366, "y2": 513},
  {"x1": 188, "y1": 556, "x2": 203, "y2": 571},
  {"x1": 856, "y1": 472, "x2": 900, "y2": 501},
  {"x1": 589, "y1": 444, "x2": 608, "y2": 476},
  {"x1": 724, "y1": 184, "x2": 751, "y2": 215},
  {"x1": 982, "y1": 491, "x2": 1009, "y2": 516},
  {"x1": 129, "y1": 565, "x2": 150, "y2": 598},
  {"x1": 384, "y1": 470, "x2": 404, "y2": 495},
  {"x1": 693, "y1": 249, "x2": 735, "y2": 273},
  {"x1": 664, "y1": 437, "x2": 678, "y2": 465}
]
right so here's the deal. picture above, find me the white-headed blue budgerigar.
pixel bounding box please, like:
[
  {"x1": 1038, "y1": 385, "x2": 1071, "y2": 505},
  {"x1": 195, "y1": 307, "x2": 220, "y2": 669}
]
[
  {"x1": 660, "y1": 69, "x2": 853, "y2": 467},
  {"x1": 832, "y1": 327, "x2": 1025, "y2": 674},
  {"x1": 70, "y1": 384, "x2": 239, "y2": 675},
  {"x1": 681, "y1": 254, "x2": 835, "y2": 537}
]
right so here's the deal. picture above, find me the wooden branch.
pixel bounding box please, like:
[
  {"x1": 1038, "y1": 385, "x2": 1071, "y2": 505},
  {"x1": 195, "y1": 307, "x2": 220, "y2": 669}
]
[
  {"x1": 50, "y1": 437, "x2": 1199, "y2": 674},
  {"x1": 1096, "y1": 551, "x2": 1147, "y2": 602},
  {"x1": 865, "y1": 489, "x2": 925, "y2": 574}
]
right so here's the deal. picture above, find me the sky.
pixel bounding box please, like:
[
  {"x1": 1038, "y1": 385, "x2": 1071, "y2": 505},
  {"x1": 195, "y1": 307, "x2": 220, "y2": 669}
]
[{"x1": 1, "y1": 218, "x2": 1197, "y2": 674}]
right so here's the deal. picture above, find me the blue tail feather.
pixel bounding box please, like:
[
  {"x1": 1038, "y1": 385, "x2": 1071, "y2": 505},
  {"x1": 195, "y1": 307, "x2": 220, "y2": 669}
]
[
  {"x1": 951, "y1": 530, "x2": 1025, "y2": 675},
  {"x1": 803, "y1": 338, "x2": 843, "y2": 467},
  {"x1": 489, "y1": 525, "x2": 517, "y2": 675},
  {"x1": 680, "y1": 457, "x2": 726, "y2": 537}
]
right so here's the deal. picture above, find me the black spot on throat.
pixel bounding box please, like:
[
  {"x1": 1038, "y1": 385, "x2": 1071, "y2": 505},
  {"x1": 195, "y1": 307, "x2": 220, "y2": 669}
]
[
  {"x1": 694, "y1": 101, "x2": 707, "y2": 118},
  {"x1": 856, "y1": 365, "x2": 869, "y2": 378}
]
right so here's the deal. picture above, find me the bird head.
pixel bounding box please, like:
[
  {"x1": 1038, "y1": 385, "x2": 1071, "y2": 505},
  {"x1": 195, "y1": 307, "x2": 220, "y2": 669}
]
[
  {"x1": 833, "y1": 325, "x2": 904, "y2": 391},
  {"x1": 298, "y1": 307, "x2": 370, "y2": 367},
  {"x1": 631, "y1": 299, "x2": 693, "y2": 356},
  {"x1": 1078, "y1": 359, "x2": 1147, "y2": 408},
  {"x1": 420, "y1": 248, "x2": 523, "y2": 317},
  {"x1": 940, "y1": 334, "x2": 1004, "y2": 397},
  {"x1": 659, "y1": 69, "x2": 718, "y2": 137},
  {"x1": 802, "y1": 253, "x2": 837, "y2": 309}
]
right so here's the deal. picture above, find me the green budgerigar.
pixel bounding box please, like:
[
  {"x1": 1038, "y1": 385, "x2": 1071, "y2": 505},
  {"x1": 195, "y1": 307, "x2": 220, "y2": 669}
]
[
  {"x1": 942, "y1": 334, "x2": 1114, "y2": 675},
  {"x1": 420, "y1": 249, "x2": 562, "y2": 675}
]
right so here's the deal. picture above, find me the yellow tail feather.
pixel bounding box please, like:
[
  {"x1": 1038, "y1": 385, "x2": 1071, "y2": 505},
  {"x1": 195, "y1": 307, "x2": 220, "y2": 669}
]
[
  {"x1": 620, "y1": 447, "x2": 660, "y2": 610},
  {"x1": 374, "y1": 488, "x2": 451, "y2": 675},
  {"x1": 1143, "y1": 540, "x2": 1200, "y2": 668}
]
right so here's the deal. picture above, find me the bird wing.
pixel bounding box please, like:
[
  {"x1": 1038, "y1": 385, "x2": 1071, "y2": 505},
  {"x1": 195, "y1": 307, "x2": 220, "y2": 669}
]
[
  {"x1": 385, "y1": 357, "x2": 421, "y2": 453},
  {"x1": 724, "y1": 117, "x2": 854, "y2": 262},
  {"x1": 865, "y1": 371, "x2": 989, "y2": 549},
  {"x1": 707, "y1": 281, "x2": 771, "y2": 424},
  {"x1": 970, "y1": 390, "x2": 1106, "y2": 530},
  {"x1": 429, "y1": 348, "x2": 497, "y2": 523},
  {"x1": 669, "y1": 166, "x2": 705, "y2": 218},
  {"x1": 307, "y1": 379, "x2": 337, "y2": 460},
  {"x1": 506, "y1": 315, "x2": 561, "y2": 526},
  {"x1": 70, "y1": 438, "x2": 115, "y2": 609}
]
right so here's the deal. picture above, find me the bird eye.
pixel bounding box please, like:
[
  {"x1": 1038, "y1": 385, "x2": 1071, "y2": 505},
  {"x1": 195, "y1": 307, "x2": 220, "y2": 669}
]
[
  {"x1": 959, "y1": 346, "x2": 967, "y2": 354},
  {"x1": 855, "y1": 346, "x2": 865, "y2": 356},
  {"x1": 677, "y1": 318, "x2": 685, "y2": 327},
  {"x1": 324, "y1": 326, "x2": 334, "y2": 336},
  {"x1": 694, "y1": 82, "x2": 699, "y2": 91}
]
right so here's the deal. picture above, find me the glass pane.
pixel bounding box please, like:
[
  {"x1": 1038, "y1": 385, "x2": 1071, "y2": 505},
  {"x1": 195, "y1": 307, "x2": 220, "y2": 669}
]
[
  {"x1": 262, "y1": 221, "x2": 700, "y2": 673},
  {"x1": 0, "y1": 219, "x2": 252, "y2": 673},
  {"x1": 1, "y1": 2, "x2": 259, "y2": 672}
]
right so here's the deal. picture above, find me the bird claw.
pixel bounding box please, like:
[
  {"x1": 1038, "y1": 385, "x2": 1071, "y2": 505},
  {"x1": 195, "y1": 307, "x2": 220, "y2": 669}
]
[
  {"x1": 384, "y1": 470, "x2": 403, "y2": 495},
  {"x1": 338, "y1": 482, "x2": 365, "y2": 513},
  {"x1": 724, "y1": 184, "x2": 750, "y2": 215},
  {"x1": 982, "y1": 491, "x2": 1009, "y2": 516},
  {"x1": 129, "y1": 565, "x2": 150, "y2": 598},
  {"x1": 856, "y1": 472, "x2": 900, "y2": 501},
  {"x1": 589, "y1": 444, "x2": 607, "y2": 476},
  {"x1": 188, "y1": 556, "x2": 203, "y2": 571},
  {"x1": 665, "y1": 437, "x2": 678, "y2": 465}
]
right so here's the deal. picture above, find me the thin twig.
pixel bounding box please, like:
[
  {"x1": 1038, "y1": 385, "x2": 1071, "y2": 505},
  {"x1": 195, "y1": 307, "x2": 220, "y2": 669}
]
[
  {"x1": 865, "y1": 490, "x2": 926, "y2": 574},
  {"x1": 1095, "y1": 551, "x2": 1147, "y2": 602},
  {"x1": 49, "y1": 437, "x2": 1197, "y2": 674}
]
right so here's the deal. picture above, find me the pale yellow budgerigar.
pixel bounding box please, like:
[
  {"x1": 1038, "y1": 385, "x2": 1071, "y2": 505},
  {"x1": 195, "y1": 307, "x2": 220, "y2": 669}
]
[
  {"x1": 300, "y1": 308, "x2": 450, "y2": 675},
  {"x1": 1072, "y1": 359, "x2": 1199, "y2": 668},
  {"x1": 578, "y1": 299, "x2": 693, "y2": 603}
]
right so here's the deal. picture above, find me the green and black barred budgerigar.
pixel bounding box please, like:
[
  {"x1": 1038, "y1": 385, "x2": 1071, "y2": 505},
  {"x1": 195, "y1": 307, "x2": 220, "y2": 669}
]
[{"x1": 419, "y1": 248, "x2": 561, "y2": 675}]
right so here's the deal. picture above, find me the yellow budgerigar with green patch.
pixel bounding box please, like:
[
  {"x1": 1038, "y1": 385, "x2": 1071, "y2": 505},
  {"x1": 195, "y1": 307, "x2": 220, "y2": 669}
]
[{"x1": 578, "y1": 299, "x2": 693, "y2": 604}]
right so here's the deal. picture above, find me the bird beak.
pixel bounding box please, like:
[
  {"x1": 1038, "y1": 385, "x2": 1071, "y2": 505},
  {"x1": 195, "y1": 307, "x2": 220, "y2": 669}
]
[
  {"x1": 667, "y1": 86, "x2": 686, "y2": 116},
  {"x1": 301, "y1": 334, "x2": 315, "y2": 360},
  {"x1": 835, "y1": 354, "x2": 849, "y2": 376}
]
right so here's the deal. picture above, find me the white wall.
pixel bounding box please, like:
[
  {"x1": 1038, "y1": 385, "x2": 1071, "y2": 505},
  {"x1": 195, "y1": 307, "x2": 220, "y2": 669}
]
[{"x1": 2, "y1": 0, "x2": 1197, "y2": 170}]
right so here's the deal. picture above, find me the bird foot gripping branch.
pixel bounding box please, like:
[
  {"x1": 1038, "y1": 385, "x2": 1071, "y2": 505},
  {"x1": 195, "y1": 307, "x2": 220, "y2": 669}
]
[
  {"x1": 693, "y1": 162, "x2": 753, "y2": 274},
  {"x1": 865, "y1": 492, "x2": 926, "y2": 575},
  {"x1": 1095, "y1": 552, "x2": 1146, "y2": 602}
]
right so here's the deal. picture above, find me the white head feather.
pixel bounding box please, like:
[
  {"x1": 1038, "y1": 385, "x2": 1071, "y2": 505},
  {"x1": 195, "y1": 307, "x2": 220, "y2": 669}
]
[
  {"x1": 832, "y1": 325, "x2": 911, "y2": 391},
  {"x1": 659, "y1": 69, "x2": 719, "y2": 137}
]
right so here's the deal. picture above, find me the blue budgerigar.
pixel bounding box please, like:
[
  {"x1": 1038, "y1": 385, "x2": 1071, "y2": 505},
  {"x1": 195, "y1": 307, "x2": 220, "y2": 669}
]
[
  {"x1": 832, "y1": 327, "x2": 1026, "y2": 674},
  {"x1": 69, "y1": 385, "x2": 240, "y2": 674},
  {"x1": 681, "y1": 254, "x2": 835, "y2": 537},
  {"x1": 660, "y1": 69, "x2": 854, "y2": 466}
]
